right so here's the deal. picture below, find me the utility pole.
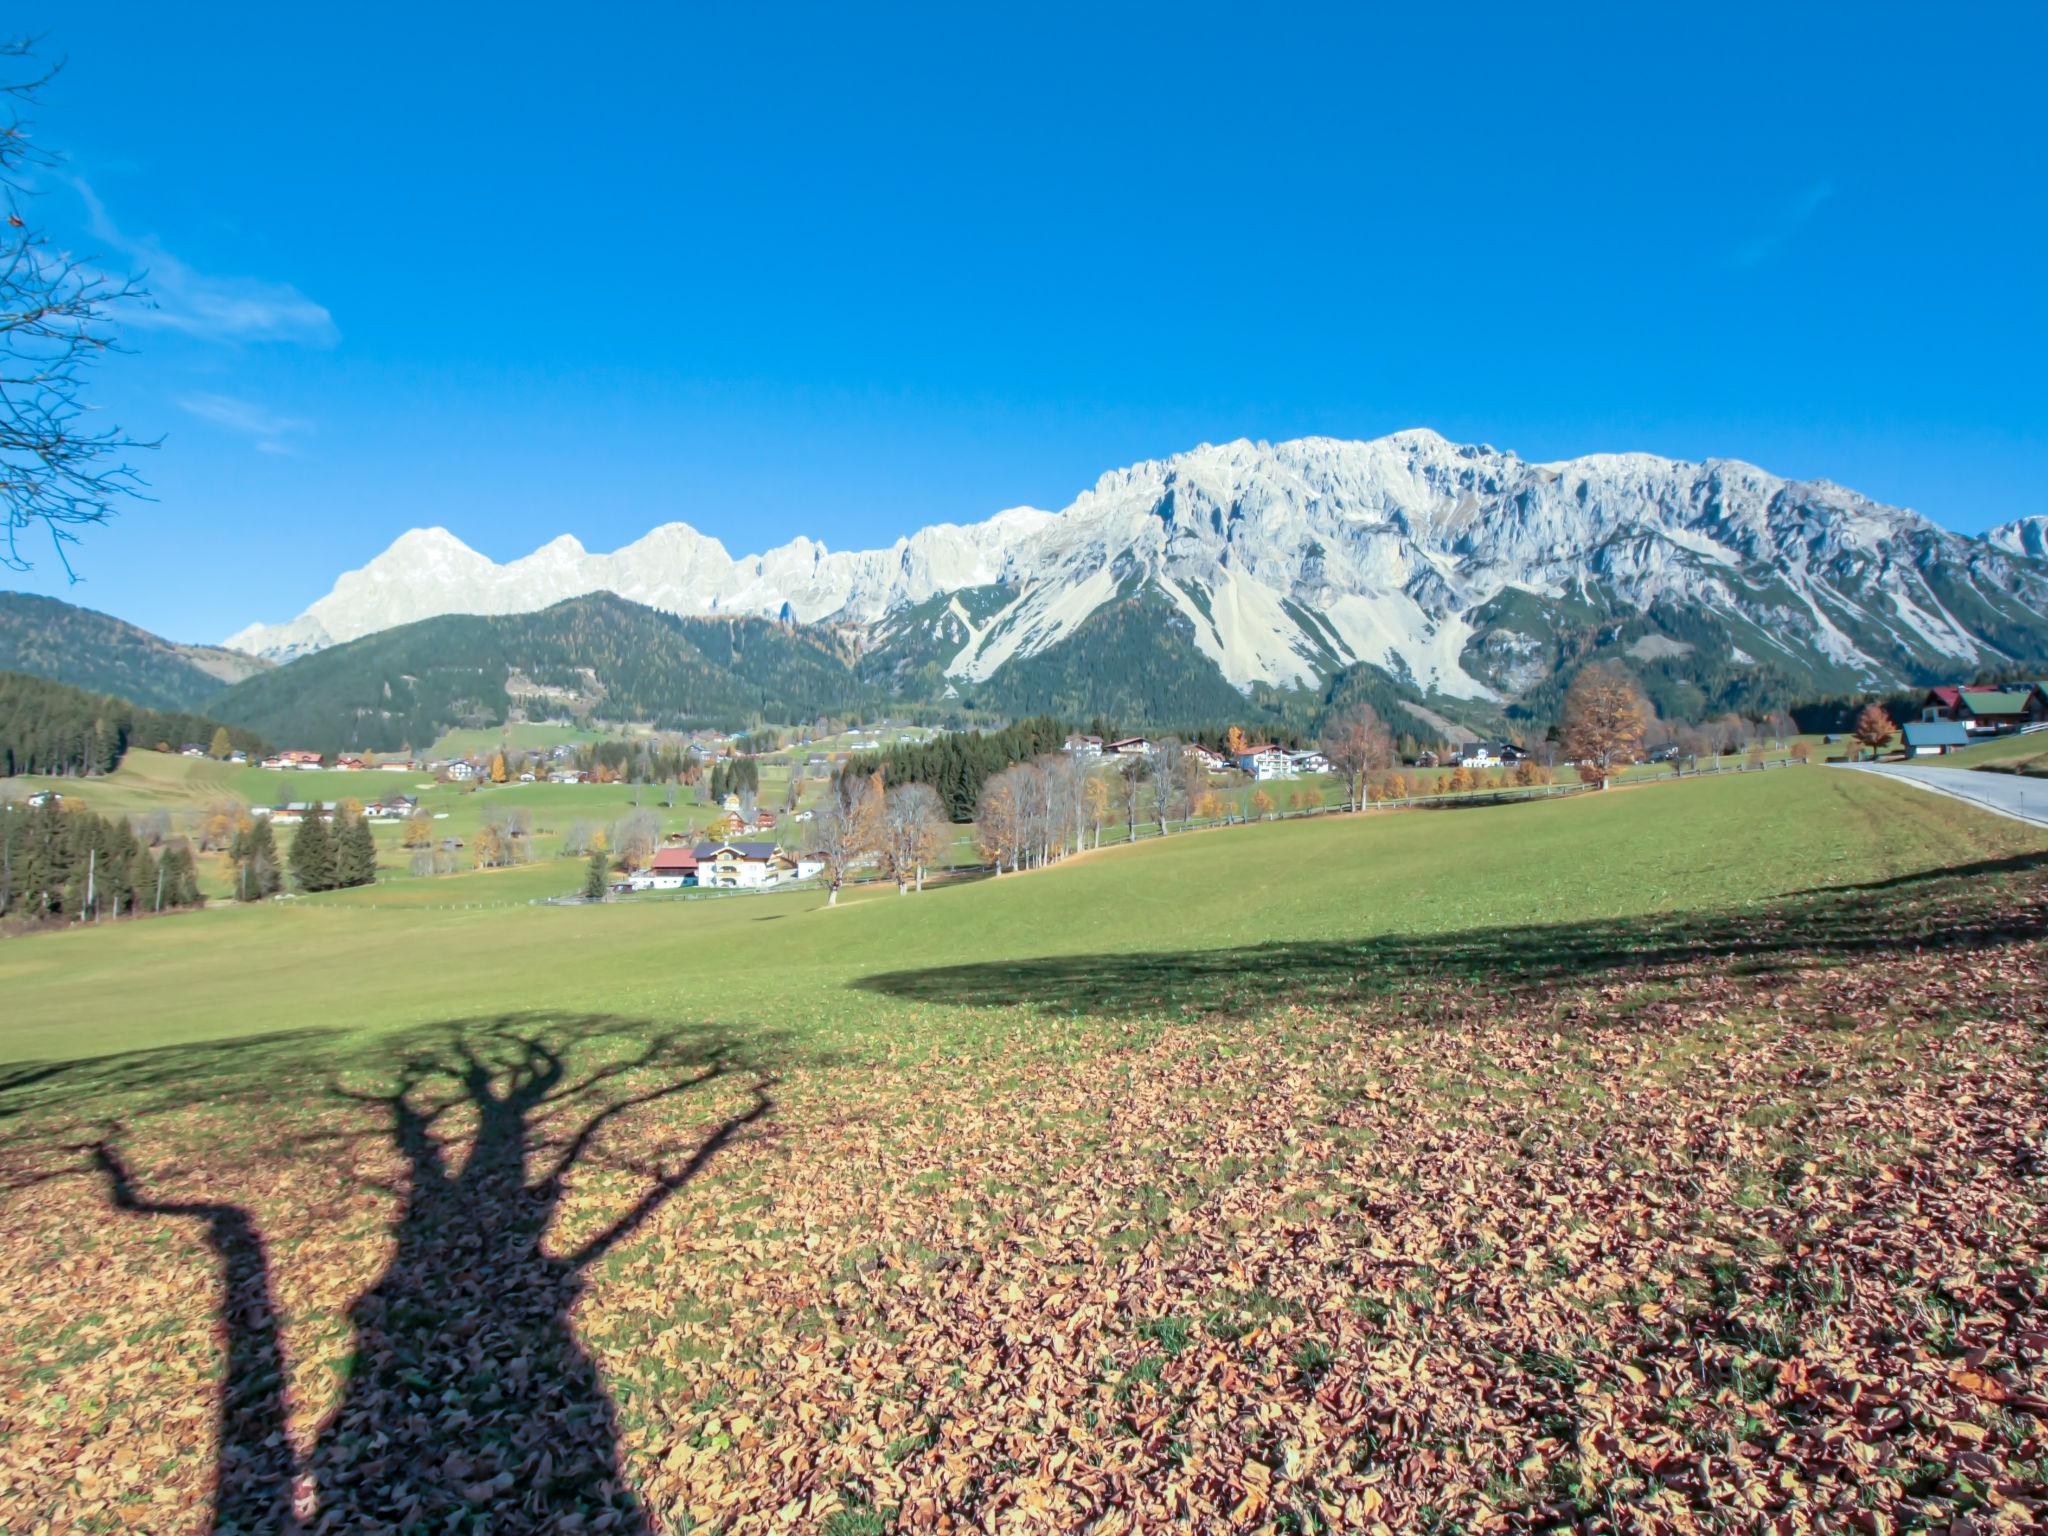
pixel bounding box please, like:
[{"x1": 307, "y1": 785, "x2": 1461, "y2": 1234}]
[
  {"x1": 155, "y1": 859, "x2": 165, "y2": 914},
  {"x1": 85, "y1": 846, "x2": 96, "y2": 923}
]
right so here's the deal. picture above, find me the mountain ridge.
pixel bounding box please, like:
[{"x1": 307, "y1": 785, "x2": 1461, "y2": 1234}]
[
  {"x1": 223, "y1": 431, "x2": 2048, "y2": 709},
  {"x1": 1, "y1": 591, "x2": 274, "y2": 713}
]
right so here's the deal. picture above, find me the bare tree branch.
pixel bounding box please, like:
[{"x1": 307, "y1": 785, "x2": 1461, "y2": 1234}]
[{"x1": 0, "y1": 37, "x2": 154, "y2": 577}]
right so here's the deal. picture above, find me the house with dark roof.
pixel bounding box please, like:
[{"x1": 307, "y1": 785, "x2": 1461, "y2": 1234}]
[{"x1": 693, "y1": 840, "x2": 781, "y2": 889}]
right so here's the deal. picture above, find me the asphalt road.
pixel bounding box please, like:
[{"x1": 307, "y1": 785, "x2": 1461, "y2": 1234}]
[{"x1": 1843, "y1": 760, "x2": 2048, "y2": 828}]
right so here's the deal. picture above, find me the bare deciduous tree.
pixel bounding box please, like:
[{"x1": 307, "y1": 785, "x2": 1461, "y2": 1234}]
[
  {"x1": 807, "y1": 771, "x2": 883, "y2": 905},
  {"x1": 1117, "y1": 755, "x2": 1145, "y2": 843},
  {"x1": 1322, "y1": 704, "x2": 1395, "y2": 811},
  {"x1": 1, "y1": 41, "x2": 153, "y2": 574},
  {"x1": 881, "y1": 782, "x2": 950, "y2": 893}
]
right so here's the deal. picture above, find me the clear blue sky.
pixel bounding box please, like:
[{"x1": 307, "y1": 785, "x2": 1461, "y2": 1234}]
[{"x1": 6, "y1": 3, "x2": 2044, "y2": 642}]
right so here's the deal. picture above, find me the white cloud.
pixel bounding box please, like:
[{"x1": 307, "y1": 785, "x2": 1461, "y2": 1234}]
[
  {"x1": 1733, "y1": 181, "x2": 1836, "y2": 269},
  {"x1": 178, "y1": 392, "x2": 311, "y2": 454},
  {"x1": 73, "y1": 179, "x2": 337, "y2": 345}
]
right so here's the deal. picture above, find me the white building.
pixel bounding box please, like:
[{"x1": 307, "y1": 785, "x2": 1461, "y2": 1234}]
[
  {"x1": 1232, "y1": 746, "x2": 1295, "y2": 780},
  {"x1": 1063, "y1": 733, "x2": 1104, "y2": 760},
  {"x1": 693, "y1": 840, "x2": 780, "y2": 889}
]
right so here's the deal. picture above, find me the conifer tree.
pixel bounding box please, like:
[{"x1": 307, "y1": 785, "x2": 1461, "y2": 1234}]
[
  {"x1": 583, "y1": 847, "x2": 608, "y2": 901},
  {"x1": 289, "y1": 813, "x2": 333, "y2": 893},
  {"x1": 232, "y1": 817, "x2": 282, "y2": 900},
  {"x1": 209, "y1": 726, "x2": 233, "y2": 759}
]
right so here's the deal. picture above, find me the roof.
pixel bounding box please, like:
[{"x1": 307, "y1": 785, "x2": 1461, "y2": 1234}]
[
  {"x1": 1926, "y1": 686, "x2": 1962, "y2": 706},
  {"x1": 649, "y1": 848, "x2": 698, "y2": 872},
  {"x1": 1959, "y1": 690, "x2": 2032, "y2": 715},
  {"x1": 693, "y1": 840, "x2": 778, "y2": 860},
  {"x1": 1902, "y1": 721, "x2": 1971, "y2": 747}
]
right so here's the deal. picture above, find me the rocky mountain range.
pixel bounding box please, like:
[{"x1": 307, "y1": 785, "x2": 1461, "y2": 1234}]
[
  {"x1": 225, "y1": 430, "x2": 2048, "y2": 713},
  {"x1": 1990, "y1": 515, "x2": 2048, "y2": 562}
]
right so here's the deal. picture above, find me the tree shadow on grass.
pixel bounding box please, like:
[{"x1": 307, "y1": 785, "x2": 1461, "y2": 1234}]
[
  {"x1": 855, "y1": 852, "x2": 2048, "y2": 1020},
  {"x1": 17, "y1": 1013, "x2": 772, "y2": 1535}
]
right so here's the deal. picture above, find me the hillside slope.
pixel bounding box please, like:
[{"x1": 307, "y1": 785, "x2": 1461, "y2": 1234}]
[
  {"x1": 1, "y1": 592, "x2": 271, "y2": 711},
  {"x1": 208, "y1": 592, "x2": 882, "y2": 751}
]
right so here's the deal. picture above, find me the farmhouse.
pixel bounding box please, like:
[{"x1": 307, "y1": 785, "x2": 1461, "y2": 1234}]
[
  {"x1": 1456, "y1": 742, "x2": 1525, "y2": 769},
  {"x1": 1109, "y1": 737, "x2": 1154, "y2": 758},
  {"x1": 631, "y1": 847, "x2": 699, "y2": 891},
  {"x1": 1232, "y1": 746, "x2": 1295, "y2": 780},
  {"x1": 1188, "y1": 744, "x2": 1228, "y2": 773},
  {"x1": 1063, "y1": 733, "x2": 1104, "y2": 760},
  {"x1": 1921, "y1": 686, "x2": 2047, "y2": 734},
  {"x1": 1958, "y1": 690, "x2": 2043, "y2": 734},
  {"x1": 445, "y1": 761, "x2": 478, "y2": 782},
  {"x1": 1289, "y1": 749, "x2": 1330, "y2": 774},
  {"x1": 693, "y1": 840, "x2": 780, "y2": 889},
  {"x1": 379, "y1": 759, "x2": 418, "y2": 772},
  {"x1": 1901, "y1": 721, "x2": 1971, "y2": 757}
]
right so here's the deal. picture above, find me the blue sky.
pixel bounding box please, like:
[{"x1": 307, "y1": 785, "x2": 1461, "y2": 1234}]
[{"x1": 6, "y1": 3, "x2": 2044, "y2": 641}]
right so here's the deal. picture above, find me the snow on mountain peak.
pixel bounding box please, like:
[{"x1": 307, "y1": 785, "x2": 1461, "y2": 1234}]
[{"x1": 224, "y1": 431, "x2": 2047, "y2": 701}]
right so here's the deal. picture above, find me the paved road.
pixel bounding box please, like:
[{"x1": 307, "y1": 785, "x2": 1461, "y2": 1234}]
[{"x1": 1842, "y1": 760, "x2": 2048, "y2": 828}]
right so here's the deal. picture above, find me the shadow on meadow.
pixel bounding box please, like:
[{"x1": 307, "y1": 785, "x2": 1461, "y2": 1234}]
[
  {"x1": 856, "y1": 850, "x2": 2048, "y2": 1018},
  {"x1": 5, "y1": 1013, "x2": 772, "y2": 1535}
]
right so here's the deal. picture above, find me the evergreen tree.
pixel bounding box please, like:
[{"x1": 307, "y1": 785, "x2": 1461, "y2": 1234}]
[
  {"x1": 329, "y1": 810, "x2": 378, "y2": 888},
  {"x1": 583, "y1": 847, "x2": 608, "y2": 901},
  {"x1": 289, "y1": 813, "x2": 334, "y2": 892},
  {"x1": 209, "y1": 725, "x2": 233, "y2": 759},
  {"x1": 231, "y1": 817, "x2": 282, "y2": 901}
]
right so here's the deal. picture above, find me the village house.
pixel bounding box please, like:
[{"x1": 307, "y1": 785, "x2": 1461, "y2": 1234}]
[
  {"x1": 1921, "y1": 686, "x2": 2048, "y2": 734},
  {"x1": 1288, "y1": 749, "x2": 1331, "y2": 774},
  {"x1": 1232, "y1": 745, "x2": 1295, "y2": 780},
  {"x1": 180, "y1": 743, "x2": 205, "y2": 757},
  {"x1": 1901, "y1": 721, "x2": 1971, "y2": 757},
  {"x1": 227, "y1": 750, "x2": 249, "y2": 764},
  {"x1": 1109, "y1": 737, "x2": 1154, "y2": 758},
  {"x1": 378, "y1": 759, "x2": 418, "y2": 773},
  {"x1": 333, "y1": 756, "x2": 368, "y2": 772},
  {"x1": 1455, "y1": 742, "x2": 1526, "y2": 769},
  {"x1": 445, "y1": 761, "x2": 478, "y2": 782},
  {"x1": 693, "y1": 840, "x2": 781, "y2": 889},
  {"x1": 1063, "y1": 733, "x2": 1104, "y2": 760},
  {"x1": 1188, "y1": 744, "x2": 1229, "y2": 773},
  {"x1": 630, "y1": 847, "x2": 699, "y2": 891}
]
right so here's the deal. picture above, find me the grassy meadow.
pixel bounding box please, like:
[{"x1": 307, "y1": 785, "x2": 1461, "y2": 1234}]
[{"x1": 2, "y1": 766, "x2": 2044, "y2": 1532}]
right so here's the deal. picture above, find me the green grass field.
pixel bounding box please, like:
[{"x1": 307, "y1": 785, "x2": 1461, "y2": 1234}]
[
  {"x1": 0, "y1": 767, "x2": 2032, "y2": 1065},
  {"x1": 3, "y1": 765, "x2": 2045, "y2": 1532},
  {"x1": 1938, "y1": 728, "x2": 2048, "y2": 774}
]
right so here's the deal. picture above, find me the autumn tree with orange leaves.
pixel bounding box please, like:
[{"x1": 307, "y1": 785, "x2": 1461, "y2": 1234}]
[{"x1": 1560, "y1": 663, "x2": 1649, "y2": 788}]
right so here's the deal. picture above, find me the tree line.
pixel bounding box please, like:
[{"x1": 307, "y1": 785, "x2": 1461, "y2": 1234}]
[
  {"x1": 1, "y1": 799, "x2": 203, "y2": 923},
  {"x1": 288, "y1": 808, "x2": 379, "y2": 893},
  {"x1": 0, "y1": 670, "x2": 267, "y2": 777},
  {"x1": 837, "y1": 715, "x2": 1070, "y2": 822}
]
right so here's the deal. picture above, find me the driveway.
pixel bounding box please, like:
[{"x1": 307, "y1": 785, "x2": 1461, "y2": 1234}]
[{"x1": 1841, "y1": 759, "x2": 2048, "y2": 828}]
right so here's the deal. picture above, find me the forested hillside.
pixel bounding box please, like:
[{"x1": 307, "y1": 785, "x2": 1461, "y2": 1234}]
[
  {"x1": 208, "y1": 593, "x2": 888, "y2": 751},
  {"x1": 0, "y1": 671, "x2": 268, "y2": 778},
  {"x1": 0, "y1": 592, "x2": 270, "y2": 711}
]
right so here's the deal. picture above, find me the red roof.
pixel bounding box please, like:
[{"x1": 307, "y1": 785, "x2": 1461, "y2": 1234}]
[
  {"x1": 1926, "y1": 686, "x2": 1962, "y2": 707},
  {"x1": 650, "y1": 848, "x2": 698, "y2": 873}
]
